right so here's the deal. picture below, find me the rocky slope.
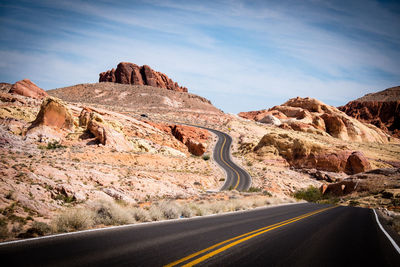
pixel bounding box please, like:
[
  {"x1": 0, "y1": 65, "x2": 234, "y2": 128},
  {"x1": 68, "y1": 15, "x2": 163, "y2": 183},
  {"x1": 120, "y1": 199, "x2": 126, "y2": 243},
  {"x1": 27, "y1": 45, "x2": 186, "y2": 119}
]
[
  {"x1": 239, "y1": 97, "x2": 388, "y2": 144},
  {"x1": 338, "y1": 86, "x2": 400, "y2": 138},
  {"x1": 48, "y1": 83, "x2": 220, "y2": 116},
  {"x1": 99, "y1": 62, "x2": 188, "y2": 92}
]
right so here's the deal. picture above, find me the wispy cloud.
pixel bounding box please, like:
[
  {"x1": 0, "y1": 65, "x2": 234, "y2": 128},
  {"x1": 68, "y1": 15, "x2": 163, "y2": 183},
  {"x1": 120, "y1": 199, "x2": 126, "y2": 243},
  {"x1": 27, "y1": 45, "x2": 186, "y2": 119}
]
[{"x1": 0, "y1": 0, "x2": 399, "y2": 113}]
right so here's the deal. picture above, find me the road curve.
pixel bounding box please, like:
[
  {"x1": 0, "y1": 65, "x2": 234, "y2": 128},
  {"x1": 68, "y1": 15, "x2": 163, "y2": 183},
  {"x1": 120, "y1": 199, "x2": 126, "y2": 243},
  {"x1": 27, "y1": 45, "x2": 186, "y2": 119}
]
[
  {"x1": 191, "y1": 125, "x2": 252, "y2": 191},
  {"x1": 1, "y1": 203, "x2": 399, "y2": 266}
]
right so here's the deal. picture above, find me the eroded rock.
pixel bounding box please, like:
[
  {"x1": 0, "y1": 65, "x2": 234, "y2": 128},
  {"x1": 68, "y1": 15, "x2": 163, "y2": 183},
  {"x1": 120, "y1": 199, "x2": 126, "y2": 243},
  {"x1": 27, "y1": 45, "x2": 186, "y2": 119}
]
[{"x1": 10, "y1": 79, "x2": 47, "y2": 99}]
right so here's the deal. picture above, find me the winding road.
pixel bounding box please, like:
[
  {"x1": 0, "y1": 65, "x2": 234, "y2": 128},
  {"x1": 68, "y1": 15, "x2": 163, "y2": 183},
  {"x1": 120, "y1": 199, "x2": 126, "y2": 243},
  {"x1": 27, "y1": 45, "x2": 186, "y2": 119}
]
[
  {"x1": 191, "y1": 126, "x2": 252, "y2": 191},
  {"x1": 1, "y1": 203, "x2": 400, "y2": 266}
]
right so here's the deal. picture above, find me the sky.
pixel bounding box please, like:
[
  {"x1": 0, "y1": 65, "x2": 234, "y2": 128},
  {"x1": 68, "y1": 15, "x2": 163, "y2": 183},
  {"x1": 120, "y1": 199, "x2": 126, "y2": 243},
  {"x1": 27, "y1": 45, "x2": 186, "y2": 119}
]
[{"x1": 0, "y1": 0, "x2": 399, "y2": 113}]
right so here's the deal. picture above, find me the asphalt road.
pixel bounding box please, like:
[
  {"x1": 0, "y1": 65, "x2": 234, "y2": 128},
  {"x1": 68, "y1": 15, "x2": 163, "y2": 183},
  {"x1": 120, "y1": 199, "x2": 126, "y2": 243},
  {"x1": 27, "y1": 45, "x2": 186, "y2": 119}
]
[
  {"x1": 1, "y1": 203, "x2": 399, "y2": 266},
  {"x1": 193, "y1": 126, "x2": 251, "y2": 191}
]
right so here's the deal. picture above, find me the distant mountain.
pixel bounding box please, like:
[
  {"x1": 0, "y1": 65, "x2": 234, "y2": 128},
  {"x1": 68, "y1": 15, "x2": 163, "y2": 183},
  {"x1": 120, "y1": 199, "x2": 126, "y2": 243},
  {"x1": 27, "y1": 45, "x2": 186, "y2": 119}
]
[
  {"x1": 99, "y1": 62, "x2": 188, "y2": 92},
  {"x1": 338, "y1": 86, "x2": 400, "y2": 138}
]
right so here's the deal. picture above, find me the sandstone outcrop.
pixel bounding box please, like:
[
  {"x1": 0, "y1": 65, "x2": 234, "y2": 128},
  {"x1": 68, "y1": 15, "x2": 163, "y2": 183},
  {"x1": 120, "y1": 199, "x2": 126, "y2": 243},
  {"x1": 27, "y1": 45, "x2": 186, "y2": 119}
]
[
  {"x1": 82, "y1": 110, "x2": 133, "y2": 152},
  {"x1": 10, "y1": 79, "x2": 48, "y2": 99},
  {"x1": 345, "y1": 151, "x2": 371, "y2": 175},
  {"x1": 338, "y1": 86, "x2": 400, "y2": 138},
  {"x1": 99, "y1": 62, "x2": 188, "y2": 92},
  {"x1": 0, "y1": 82, "x2": 12, "y2": 92},
  {"x1": 31, "y1": 97, "x2": 74, "y2": 130},
  {"x1": 254, "y1": 132, "x2": 371, "y2": 173},
  {"x1": 170, "y1": 125, "x2": 209, "y2": 156},
  {"x1": 239, "y1": 97, "x2": 388, "y2": 143},
  {"x1": 321, "y1": 168, "x2": 400, "y2": 196},
  {"x1": 26, "y1": 97, "x2": 74, "y2": 142},
  {"x1": 145, "y1": 121, "x2": 209, "y2": 156}
]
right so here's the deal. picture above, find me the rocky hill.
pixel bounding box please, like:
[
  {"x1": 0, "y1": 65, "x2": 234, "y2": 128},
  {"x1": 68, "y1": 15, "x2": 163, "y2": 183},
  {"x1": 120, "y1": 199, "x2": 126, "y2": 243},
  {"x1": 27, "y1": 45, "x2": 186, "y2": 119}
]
[
  {"x1": 99, "y1": 62, "x2": 188, "y2": 92},
  {"x1": 338, "y1": 86, "x2": 400, "y2": 138},
  {"x1": 238, "y1": 97, "x2": 389, "y2": 144},
  {"x1": 48, "y1": 82, "x2": 221, "y2": 115}
]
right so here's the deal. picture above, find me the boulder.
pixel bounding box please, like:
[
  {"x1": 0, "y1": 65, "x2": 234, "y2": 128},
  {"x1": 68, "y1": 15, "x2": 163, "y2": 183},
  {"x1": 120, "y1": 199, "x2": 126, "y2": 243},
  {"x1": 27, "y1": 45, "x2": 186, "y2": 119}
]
[
  {"x1": 345, "y1": 151, "x2": 371, "y2": 175},
  {"x1": 258, "y1": 114, "x2": 281, "y2": 126},
  {"x1": 86, "y1": 112, "x2": 133, "y2": 152},
  {"x1": 99, "y1": 62, "x2": 188, "y2": 92},
  {"x1": 10, "y1": 79, "x2": 47, "y2": 99},
  {"x1": 30, "y1": 97, "x2": 74, "y2": 130}
]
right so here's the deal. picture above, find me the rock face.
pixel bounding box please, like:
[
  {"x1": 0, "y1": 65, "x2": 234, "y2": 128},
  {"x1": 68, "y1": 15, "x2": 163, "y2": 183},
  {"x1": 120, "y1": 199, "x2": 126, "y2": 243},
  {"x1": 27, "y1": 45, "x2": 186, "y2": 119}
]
[
  {"x1": 239, "y1": 97, "x2": 388, "y2": 143},
  {"x1": 170, "y1": 125, "x2": 209, "y2": 156},
  {"x1": 253, "y1": 132, "x2": 371, "y2": 173},
  {"x1": 145, "y1": 121, "x2": 209, "y2": 156},
  {"x1": 9, "y1": 79, "x2": 48, "y2": 99},
  {"x1": 338, "y1": 86, "x2": 400, "y2": 138},
  {"x1": 99, "y1": 62, "x2": 188, "y2": 92},
  {"x1": 321, "y1": 168, "x2": 400, "y2": 196},
  {"x1": 81, "y1": 110, "x2": 133, "y2": 152},
  {"x1": 31, "y1": 97, "x2": 74, "y2": 130},
  {"x1": 345, "y1": 151, "x2": 371, "y2": 175}
]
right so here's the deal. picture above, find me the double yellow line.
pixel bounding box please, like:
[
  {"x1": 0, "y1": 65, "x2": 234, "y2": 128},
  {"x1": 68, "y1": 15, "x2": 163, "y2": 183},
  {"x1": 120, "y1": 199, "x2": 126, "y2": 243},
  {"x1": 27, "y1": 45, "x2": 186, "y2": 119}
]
[
  {"x1": 219, "y1": 136, "x2": 241, "y2": 190},
  {"x1": 165, "y1": 206, "x2": 336, "y2": 267}
]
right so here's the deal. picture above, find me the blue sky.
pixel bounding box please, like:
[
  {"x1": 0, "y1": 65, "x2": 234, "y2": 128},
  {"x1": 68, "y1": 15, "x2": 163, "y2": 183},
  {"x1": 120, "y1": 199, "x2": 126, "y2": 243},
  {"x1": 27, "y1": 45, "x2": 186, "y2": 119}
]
[{"x1": 0, "y1": 0, "x2": 399, "y2": 113}]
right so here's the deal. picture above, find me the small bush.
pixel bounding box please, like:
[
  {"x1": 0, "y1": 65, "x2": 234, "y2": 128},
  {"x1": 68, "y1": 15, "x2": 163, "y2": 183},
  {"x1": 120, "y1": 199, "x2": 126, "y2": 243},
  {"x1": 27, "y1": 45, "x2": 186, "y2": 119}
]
[
  {"x1": 40, "y1": 141, "x2": 66, "y2": 150},
  {"x1": 55, "y1": 208, "x2": 93, "y2": 232},
  {"x1": 0, "y1": 219, "x2": 9, "y2": 239},
  {"x1": 293, "y1": 186, "x2": 322, "y2": 203},
  {"x1": 93, "y1": 201, "x2": 134, "y2": 226},
  {"x1": 180, "y1": 205, "x2": 193, "y2": 218},
  {"x1": 159, "y1": 201, "x2": 180, "y2": 219},
  {"x1": 132, "y1": 207, "x2": 150, "y2": 222},
  {"x1": 247, "y1": 187, "x2": 262, "y2": 193},
  {"x1": 202, "y1": 154, "x2": 210, "y2": 161},
  {"x1": 18, "y1": 221, "x2": 51, "y2": 238},
  {"x1": 149, "y1": 206, "x2": 164, "y2": 221}
]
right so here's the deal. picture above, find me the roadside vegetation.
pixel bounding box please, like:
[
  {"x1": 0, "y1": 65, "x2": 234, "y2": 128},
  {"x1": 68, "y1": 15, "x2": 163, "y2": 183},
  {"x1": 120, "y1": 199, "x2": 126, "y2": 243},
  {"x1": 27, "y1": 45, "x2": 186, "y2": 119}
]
[
  {"x1": 49, "y1": 195, "x2": 293, "y2": 234},
  {"x1": 293, "y1": 186, "x2": 339, "y2": 204}
]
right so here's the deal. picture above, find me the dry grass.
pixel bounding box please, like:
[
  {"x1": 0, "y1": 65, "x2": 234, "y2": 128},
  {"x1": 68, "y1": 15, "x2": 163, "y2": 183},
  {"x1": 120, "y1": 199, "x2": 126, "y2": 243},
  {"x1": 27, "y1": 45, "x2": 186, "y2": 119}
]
[
  {"x1": 48, "y1": 196, "x2": 291, "y2": 235},
  {"x1": 55, "y1": 208, "x2": 94, "y2": 232}
]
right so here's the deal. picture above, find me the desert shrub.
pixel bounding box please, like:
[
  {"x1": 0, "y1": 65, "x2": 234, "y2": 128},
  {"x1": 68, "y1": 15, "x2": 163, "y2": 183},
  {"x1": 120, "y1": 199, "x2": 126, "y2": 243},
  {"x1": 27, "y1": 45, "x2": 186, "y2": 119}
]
[
  {"x1": 180, "y1": 205, "x2": 193, "y2": 218},
  {"x1": 158, "y1": 201, "x2": 180, "y2": 219},
  {"x1": 202, "y1": 154, "x2": 210, "y2": 161},
  {"x1": 189, "y1": 203, "x2": 208, "y2": 216},
  {"x1": 247, "y1": 187, "x2": 262, "y2": 193},
  {"x1": 293, "y1": 186, "x2": 322, "y2": 203},
  {"x1": 131, "y1": 207, "x2": 150, "y2": 222},
  {"x1": 18, "y1": 221, "x2": 51, "y2": 238},
  {"x1": 263, "y1": 190, "x2": 272, "y2": 197},
  {"x1": 55, "y1": 208, "x2": 93, "y2": 232},
  {"x1": 0, "y1": 219, "x2": 9, "y2": 239},
  {"x1": 93, "y1": 200, "x2": 134, "y2": 225},
  {"x1": 148, "y1": 206, "x2": 164, "y2": 221},
  {"x1": 391, "y1": 216, "x2": 400, "y2": 235},
  {"x1": 40, "y1": 141, "x2": 65, "y2": 150}
]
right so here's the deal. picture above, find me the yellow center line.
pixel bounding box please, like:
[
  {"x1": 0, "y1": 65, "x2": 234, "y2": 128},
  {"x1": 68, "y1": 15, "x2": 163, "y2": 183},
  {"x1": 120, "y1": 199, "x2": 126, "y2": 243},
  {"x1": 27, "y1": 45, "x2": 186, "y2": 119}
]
[
  {"x1": 219, "y1": 135, "x2": 241, "y2": 190},
  {"x1": 164, "y1": 206, "x2": 336, "y2": 267}
]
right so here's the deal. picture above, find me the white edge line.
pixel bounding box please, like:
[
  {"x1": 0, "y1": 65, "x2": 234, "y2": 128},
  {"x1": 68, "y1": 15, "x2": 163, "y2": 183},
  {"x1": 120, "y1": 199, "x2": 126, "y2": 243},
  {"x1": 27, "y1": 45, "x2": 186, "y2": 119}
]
[
  {"x1": 0, "y1": 202, "x2": 303, "y2": 247},
  {"x1": 373, "y1": 209, "x2": 400, "y2": 254}
]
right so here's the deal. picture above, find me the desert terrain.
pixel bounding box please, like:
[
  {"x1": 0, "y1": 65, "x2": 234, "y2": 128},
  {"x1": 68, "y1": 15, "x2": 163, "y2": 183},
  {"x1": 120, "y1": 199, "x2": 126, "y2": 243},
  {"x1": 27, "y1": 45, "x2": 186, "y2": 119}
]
[{"x1": 1, "y1": 62, "x2": 399, "y2": 241}]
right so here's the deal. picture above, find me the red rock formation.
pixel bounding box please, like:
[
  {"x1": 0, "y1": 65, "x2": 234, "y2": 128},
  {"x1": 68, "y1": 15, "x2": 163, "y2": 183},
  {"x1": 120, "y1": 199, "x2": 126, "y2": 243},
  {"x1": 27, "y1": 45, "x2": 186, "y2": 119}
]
[
  {"x1": 10, "y1": 79, "x2": 47, "y2": 99},
  {"x1": 99, "y1": 62, "x2": 188, "y2": 92},
  {"x1": 31, "y1": 97, "x2": 74, "y2": 130},
  {"x1": 339, "y1": 100, "x2": 400, "y2": 138},
  {"x1": 239, "y1": 97, "x2": 388, "y2": 143},
  {"x1": 144, "y1": 121, "x2": 209, "y2": 156},
  {"x1": 170, "y1": 125, "x2": 209, "y2": 156},
  {"x1": 345, "y1": 151, "x2": 371, "y2": 175}
]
